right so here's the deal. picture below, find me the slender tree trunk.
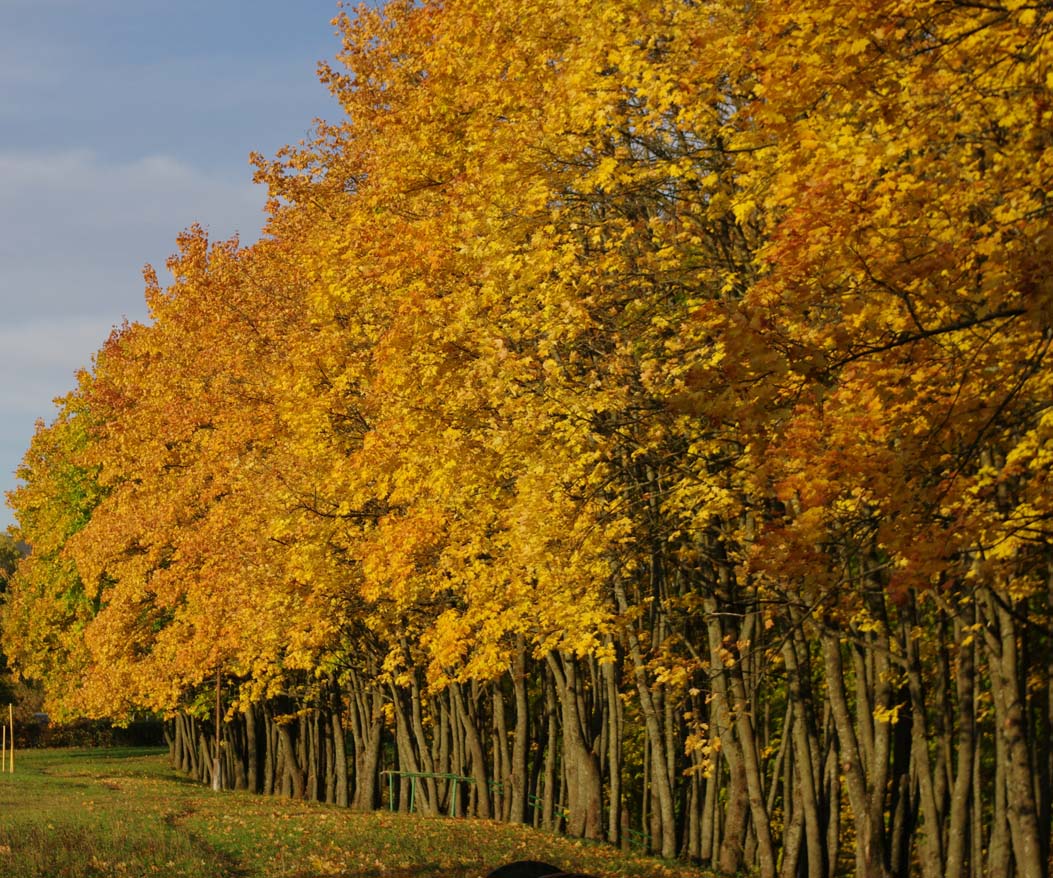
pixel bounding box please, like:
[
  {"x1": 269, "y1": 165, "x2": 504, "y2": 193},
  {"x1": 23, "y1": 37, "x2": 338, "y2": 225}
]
[
  {"x1": 390, "y1": 683, "x2": 429, "y2": 813},
  {"x1": 277, "y1": 722, "x2": 306, "y2": 800},
  {"x1": 198, "y1": 734, "x2": 213, "y2": 786},
  {"x1": 987, "y1": 713, "x2": 1011, "y2": 878},
  {"x1": 348, "y1": 672, "x2": 382, "y2": 810},
  {"x1": 229, "y1": 719, "x2": 248, "y2": 791},
  {"x1": 245, "y1": 703, "x2": 259, "y2": 794},
  {"x1": 542, "y1": 669, "x2": 557, "y2": 830},
  {"x1": 615, "y1": 579, "x2": 677, "y2": 857},
  {"x1": 212, "y1": 670, "x2": 223, "y2": 792},
  {"x1": 307, "y1": 711, "x2": 320, "y2": 802},
  {"x1": 726, "y1": 632, "x2": 777, "y2": 878},
  {"x1": 699, "y1": 752, "x2": 718, "y2": 867},
  {"x1": 781, "y1": 777, "x2": 805, "y2": 878},
  {"x1": 354, "y1": 706, "x2": 383, "y2": 812},
  {"x1": 945, "y1": 606, "x2": 976, "y2": 878},
  {"x1": 783, "y1": 633, "x2": 827, "y2": 878},
  {"x1": 904, "y1": 607, "x2": 944, "y2": 878},
  {"x1": 263, "y1": 708, "x2": 276, "y2": 796},
  {"x1": 451, "y1": 681, "x2": 491, "y2": 819},
  {"x1": 325, "y1": 712, "x2": 337, "y2": 804},
  {"x1": 545, "y1": 652, "x2": 601, "y2": 840},
  {"x1": 186, "y1": 716, "x2": 199, "y2": 778},
  {"x1": 493, "y1": 682, "x2": 511, "y2": 820},
  {"x1": 509, "y1": 645, "x2": 529, "y2": 825},
  {"x1": 603, "y1": 641, "x2": 623, "y2": 845},
  {"x1": 451, "y1": 688, "x2": 466, "y2": 811},
  {"x1": 408, "y1": 670, "x2": 439, "y2": 812},
  {"x1": 986, "y1": 594, "x2": 1045, "y2": 878},
  {"x1": 825, "y1": 724, "x2": 842, "y2": 878},
  {"x1": 330, "y1": 682, "x2": 349, "y2": 807},
  {"x1": 822, "y1": 631, "x2": 889, "y2": 878}
]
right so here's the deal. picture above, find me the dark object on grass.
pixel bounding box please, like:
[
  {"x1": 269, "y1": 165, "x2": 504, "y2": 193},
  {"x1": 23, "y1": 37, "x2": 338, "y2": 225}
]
[
  {"x1": 486, "y1": 863, "x2": 562, "y2": 878},
  {"x1": 485, "y1": 861, "x2": 597, "y2": 878}
]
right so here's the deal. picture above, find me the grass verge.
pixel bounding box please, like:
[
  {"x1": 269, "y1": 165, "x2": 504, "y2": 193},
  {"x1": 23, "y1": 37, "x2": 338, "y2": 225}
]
[{"x1": 0, "y1": 749, "x2": 706, "y2": 878}]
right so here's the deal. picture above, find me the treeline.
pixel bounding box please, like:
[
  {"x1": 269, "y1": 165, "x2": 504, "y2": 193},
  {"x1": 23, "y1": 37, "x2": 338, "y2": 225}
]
[{"x1": 4, "y1": 2, "x2": 1052, "y2": 878}]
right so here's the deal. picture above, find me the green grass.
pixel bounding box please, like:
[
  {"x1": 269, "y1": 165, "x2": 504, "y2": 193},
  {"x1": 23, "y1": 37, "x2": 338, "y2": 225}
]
[{"x1": 0, "y1": 749, "x2": 704, "y2": 878}]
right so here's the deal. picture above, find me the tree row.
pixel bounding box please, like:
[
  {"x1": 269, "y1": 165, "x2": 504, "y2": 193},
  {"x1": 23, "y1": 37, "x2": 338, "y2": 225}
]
[{"x1": 4, "y1": 2, "x2": 1052, "y2": 877}]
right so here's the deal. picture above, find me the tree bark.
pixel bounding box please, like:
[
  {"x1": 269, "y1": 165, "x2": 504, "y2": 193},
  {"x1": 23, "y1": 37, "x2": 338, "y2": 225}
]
[
  {"x1": 986, "y1": 593, "x2": 1045, "y2": 878},
  {"x1": 509, "y1": 645, "x2": 529, "y2": 825},
  {"x1": 277, "y1": 722, "x2": 306, "y2": 800},
  {"x1": 615, "y1": 578, "x2": 677, "y2": 857},
  {"x1": 451, "y1": 680, "x2": 491, "y2": 819},
  {"x1": 545, "y1": 652, "x2": 602, "y2": 840},
  {"x1": 821, "y1": 631, "x2": 889, "y2": 878},
  {"x1": 330, "y1": 682, "x2": 349, "y2": 807}
]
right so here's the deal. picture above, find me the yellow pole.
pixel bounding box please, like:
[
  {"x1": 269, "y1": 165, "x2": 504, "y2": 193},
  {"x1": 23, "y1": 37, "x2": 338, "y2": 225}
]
[
  {"x1": 8, "y1": 704, "x2": 12, "y2": 773},
  {"x1": 1, "y1": 721, "x2": 5, "y2": 772}
]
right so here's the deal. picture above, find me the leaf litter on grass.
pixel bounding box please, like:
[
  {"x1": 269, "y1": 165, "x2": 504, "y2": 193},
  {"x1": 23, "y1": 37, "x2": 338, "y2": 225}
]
[{"x1": 0, "y1": 750, "x2": 707, "y2": 878}]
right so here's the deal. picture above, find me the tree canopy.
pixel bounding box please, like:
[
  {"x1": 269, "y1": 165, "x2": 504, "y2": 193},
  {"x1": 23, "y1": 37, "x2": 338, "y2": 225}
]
[{"x1": 4, "y1": 2, "x2": 1052, "y2": 877}]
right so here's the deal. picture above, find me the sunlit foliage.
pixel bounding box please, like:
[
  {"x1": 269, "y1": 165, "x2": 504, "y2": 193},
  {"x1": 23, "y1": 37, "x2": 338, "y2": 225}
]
[{"x1": 4, "y1": 2, "x2": 1052, "y2": 876}]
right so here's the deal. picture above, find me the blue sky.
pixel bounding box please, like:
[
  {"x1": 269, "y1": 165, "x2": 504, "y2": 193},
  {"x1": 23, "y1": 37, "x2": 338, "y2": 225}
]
[{"x1": 0, "y1": 0, "x2": 347, "y2": 528}]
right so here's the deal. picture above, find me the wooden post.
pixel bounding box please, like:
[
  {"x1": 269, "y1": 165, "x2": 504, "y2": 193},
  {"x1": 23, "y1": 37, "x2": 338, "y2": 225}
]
[{"x1": 1, "y1": 720, "x2": 5, "y2": 773}]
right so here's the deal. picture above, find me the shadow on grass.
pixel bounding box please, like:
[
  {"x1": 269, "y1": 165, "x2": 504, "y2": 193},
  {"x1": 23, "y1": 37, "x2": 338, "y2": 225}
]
[
  {"x1": 292, "y1": 868, "x2": 485, "y2": 878},
  {"x1": 62, "y1": 746, "x2": 167, "y2": 760}
]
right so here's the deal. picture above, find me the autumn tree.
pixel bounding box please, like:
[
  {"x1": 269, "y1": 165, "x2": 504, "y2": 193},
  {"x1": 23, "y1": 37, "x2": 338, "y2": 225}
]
[{"x1": 5, "y1": 3, "x2": 1052, "y2": 878}]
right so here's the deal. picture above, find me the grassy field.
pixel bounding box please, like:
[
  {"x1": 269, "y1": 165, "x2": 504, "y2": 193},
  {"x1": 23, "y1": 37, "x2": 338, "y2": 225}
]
[{"x1": 0, "y1": 748, "x2": 705, "y2": 878}]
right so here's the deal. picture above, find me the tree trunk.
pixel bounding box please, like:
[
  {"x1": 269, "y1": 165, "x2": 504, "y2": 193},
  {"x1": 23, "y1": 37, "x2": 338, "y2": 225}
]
[
  {"x1": 726, "y1": 636, "x2": 777, "y2": 878},
  {"x1": 783, "y1": 633, "x2": 827, "y2": 878},
  {"x1": 451, "y1": 681, "x2": 491, "y2": 819},
  {"x1": 245, "y1": 703, "x2": 259, "y2": 794},
  {"x1": 277, "y1": 722, "x2": 306, "y2": 800},
  {"x1": 509, "y1": 645, "x2": 529, "y2": 825},
  {"x1": 904, "y1": 608, "x2": 943, "y2": 878},
  {"x1": 821, "y1": 631, "x2": 889, "y2": 878},
  {"x1": 602, "y1": 640, "x2": 623, "y2": 846},
  {"x1": 986, "y1": 594, "x2": 1045, "y2": 878},
  {"x1": 493, "y1": 682, "x2": 511, "y2": 821},
  {"x1": 330, "y1": 682, "x2": 349, "y2": 807},
  {"x1": 615, "y1": 579, "x2": 677, "y2": 857},
  {"x1": 944, "y1": 606, "x2": 976, "y2": 878},
  {"x1": 542, "y1": 669, "x2": 557, "y2": 830},
  {"x1": 545, "y1": 652, "x2": 602, "y2": 841}
]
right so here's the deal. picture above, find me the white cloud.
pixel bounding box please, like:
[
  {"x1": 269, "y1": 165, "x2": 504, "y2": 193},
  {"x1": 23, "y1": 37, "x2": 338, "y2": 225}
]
[
  {"x1": 0, "y1": 150, "x2": 268, "y2": 527},
  {"x1": 0, "y1": 148, "x2": 262, "y2": 230},
  {"x1": 0, "y1": 316, "x2": 117, "y2": 412},
  {"x1": 0, "y1": 149, "x2": 265, "y2": 322}
]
